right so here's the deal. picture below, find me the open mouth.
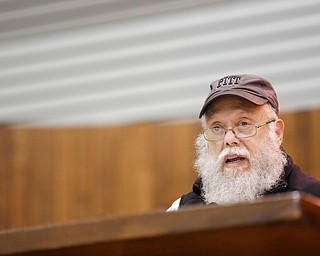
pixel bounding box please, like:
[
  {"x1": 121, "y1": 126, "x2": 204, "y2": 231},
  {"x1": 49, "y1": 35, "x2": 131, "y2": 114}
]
[{"x1": 225, "y1": 155, "x2": 246, "y2": 164}]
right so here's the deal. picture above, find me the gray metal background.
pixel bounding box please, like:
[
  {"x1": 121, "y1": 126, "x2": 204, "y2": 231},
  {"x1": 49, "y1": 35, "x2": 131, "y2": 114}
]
[{"x1": 0, "y1": 0, "x2": 319, "y2": 127}]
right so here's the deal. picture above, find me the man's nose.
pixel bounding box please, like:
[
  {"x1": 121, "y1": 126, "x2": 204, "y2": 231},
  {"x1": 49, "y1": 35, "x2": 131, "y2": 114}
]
[{"x1": 224, "y1": 129, "x2": 240, "y2": 146}]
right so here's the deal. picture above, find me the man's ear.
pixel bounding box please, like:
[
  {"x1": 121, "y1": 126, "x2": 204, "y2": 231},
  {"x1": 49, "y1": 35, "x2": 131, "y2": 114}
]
[{"x1": 275, "y1": 119, "x2": 285, "y2": 146}]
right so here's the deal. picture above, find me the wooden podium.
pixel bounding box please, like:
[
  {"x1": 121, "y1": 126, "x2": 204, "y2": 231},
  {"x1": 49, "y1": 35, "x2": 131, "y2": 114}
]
[{"x1": 1, "y1": 192, "x2": 320, "y2": 256}]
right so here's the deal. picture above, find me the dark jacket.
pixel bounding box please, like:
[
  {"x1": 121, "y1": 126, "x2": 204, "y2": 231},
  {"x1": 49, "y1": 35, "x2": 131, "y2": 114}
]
[{"x1": 180, "y1": 154, "x2": 320, "y2": 208}]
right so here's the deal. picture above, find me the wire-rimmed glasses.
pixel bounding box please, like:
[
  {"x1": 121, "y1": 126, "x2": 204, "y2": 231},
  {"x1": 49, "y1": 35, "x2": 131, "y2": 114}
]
[{"x1": 203, "y1": 119, "x2": 276, "y2": 141}]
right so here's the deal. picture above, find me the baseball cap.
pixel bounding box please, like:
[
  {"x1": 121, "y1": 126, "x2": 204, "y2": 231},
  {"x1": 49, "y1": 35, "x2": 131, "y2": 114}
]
[{"x1": 199, "y1": 74, "x2": 279, "y2": 118}]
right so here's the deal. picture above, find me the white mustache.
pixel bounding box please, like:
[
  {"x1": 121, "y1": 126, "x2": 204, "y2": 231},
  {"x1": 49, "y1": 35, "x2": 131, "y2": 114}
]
[{"x1": 216, "y1": 147, "x2": 251, "y2": 163}]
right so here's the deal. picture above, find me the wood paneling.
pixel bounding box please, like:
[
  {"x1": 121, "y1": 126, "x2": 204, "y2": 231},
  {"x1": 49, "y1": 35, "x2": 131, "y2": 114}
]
[
  {"x1": 0, "y1": 109, "x2": 319, "y2": 230},
  {"x1": 280, "y1": 110, "x2": 320, "y2": 177}
]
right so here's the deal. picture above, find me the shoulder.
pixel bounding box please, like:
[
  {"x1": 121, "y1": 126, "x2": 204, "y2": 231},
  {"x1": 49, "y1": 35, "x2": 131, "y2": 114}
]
[
  {"x1": 180, "y1": 191, "x2": 204, "y2": 207},
  {"x1": 286, "y1": 159, "x2": 320, "y2": 197},
  {"x1": 166, "y1": 191, "x2": 204, "y2": 211},
  {"x1": 167, "y1": 178, "x2": 205, "y2": 211},
  {"x1": 179, "y1": 178, "x2": 205, "y2": 207}
]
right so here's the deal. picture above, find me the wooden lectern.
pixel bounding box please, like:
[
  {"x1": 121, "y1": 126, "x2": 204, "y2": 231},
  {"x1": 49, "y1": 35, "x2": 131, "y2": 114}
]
[{"x1": 0, "y1": 192, "x2": 320, "y2": 256}]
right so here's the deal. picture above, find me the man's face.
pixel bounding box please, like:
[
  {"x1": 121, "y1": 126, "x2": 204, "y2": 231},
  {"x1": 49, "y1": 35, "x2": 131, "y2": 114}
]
[
  {"x1": 196, "y1": 95, "x2": 286, "y2": 204},
  {"x1": 203, "y1": 95, "x2": 283, "y2": 174}
]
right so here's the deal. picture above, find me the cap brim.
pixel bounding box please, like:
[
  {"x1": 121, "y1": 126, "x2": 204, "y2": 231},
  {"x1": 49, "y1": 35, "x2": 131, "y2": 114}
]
[{"x1": 199, "y1": 90, "x2": 268, "y2": 118}]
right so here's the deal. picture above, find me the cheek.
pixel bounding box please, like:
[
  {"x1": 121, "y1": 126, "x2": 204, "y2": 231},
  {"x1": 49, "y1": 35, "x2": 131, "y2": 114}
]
[
  {"x1": 207, "y1": 142, "x2": 222, "y2": 158},
  {"x1": 243, "y1": 136, "x2": 266, "y2": 154},
  {"x1": 243, "y1": 143, "x2": 258, "y2": 155}
]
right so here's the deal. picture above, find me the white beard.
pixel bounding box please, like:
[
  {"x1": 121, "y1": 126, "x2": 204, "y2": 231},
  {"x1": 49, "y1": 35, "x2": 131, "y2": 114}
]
[{"x1": 195, "y1": 133, "x2": 287, "y2": 205}]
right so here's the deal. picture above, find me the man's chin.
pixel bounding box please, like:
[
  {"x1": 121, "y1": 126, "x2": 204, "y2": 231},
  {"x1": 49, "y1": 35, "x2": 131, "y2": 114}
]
[{"x1": 223, "y1": 166, "x2": 249, "y2": 177}]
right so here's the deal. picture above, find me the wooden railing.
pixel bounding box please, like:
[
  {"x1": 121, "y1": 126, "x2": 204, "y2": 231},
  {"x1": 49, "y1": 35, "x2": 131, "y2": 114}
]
[{"x1": 1, "y1": 192, "x2": 320, "y2": 256}]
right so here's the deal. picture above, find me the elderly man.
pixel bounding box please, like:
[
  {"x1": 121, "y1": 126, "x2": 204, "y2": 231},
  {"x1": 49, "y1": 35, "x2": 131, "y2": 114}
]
[{"x1": 168, "y1": 74, "x2": 320, "y2": 211}]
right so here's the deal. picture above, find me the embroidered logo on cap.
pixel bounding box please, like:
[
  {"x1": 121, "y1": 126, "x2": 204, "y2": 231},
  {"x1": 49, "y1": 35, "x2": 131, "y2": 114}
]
[{"x1": 213, "y1": 75, "x2": 241, "y2": 89}]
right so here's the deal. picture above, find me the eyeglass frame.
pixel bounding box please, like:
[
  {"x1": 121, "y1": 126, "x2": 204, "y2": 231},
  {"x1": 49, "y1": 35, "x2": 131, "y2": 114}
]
[{"x1": 202, "y1": 119, "x2": 277, "y2": 141}]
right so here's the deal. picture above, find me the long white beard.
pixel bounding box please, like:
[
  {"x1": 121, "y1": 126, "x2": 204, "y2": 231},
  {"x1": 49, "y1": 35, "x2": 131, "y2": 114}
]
[{"x1": 195, "y1": 133, "x2": 287, "y2": 205}]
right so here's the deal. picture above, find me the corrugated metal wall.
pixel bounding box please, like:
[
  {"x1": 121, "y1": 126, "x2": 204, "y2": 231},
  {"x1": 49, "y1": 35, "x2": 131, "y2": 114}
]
[{"x1": 0, "y1": 0, "x2": 319, "y2": 127}]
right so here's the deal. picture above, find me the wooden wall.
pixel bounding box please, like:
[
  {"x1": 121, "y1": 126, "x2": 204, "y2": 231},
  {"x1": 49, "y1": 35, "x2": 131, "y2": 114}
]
[{"x1": 0, "y1": 108, "x2": 320, "y2": 230}]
